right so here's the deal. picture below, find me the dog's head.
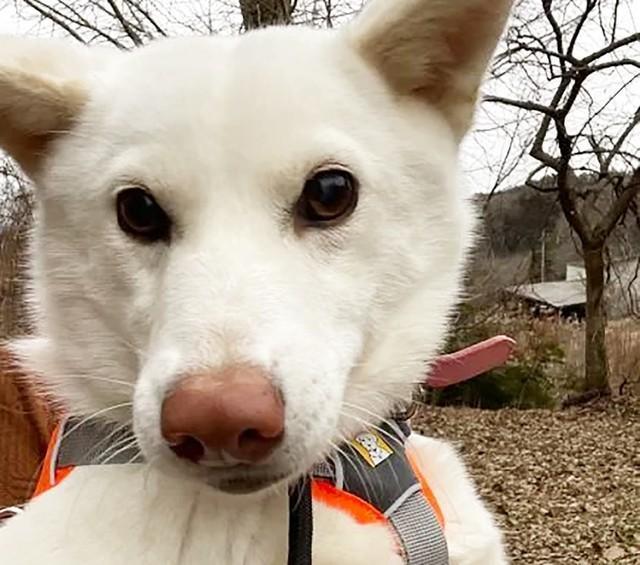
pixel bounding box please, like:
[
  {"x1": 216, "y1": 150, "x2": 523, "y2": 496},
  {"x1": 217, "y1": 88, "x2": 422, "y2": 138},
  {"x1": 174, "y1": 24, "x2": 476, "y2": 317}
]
[{"x1": 0, "y1": 0, "x2": 511, "y2": 494}]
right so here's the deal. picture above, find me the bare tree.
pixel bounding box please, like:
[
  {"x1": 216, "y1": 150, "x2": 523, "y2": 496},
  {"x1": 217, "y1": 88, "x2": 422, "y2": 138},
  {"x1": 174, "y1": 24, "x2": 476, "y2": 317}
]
[
  {"x1": 484, "y1": 0, "x2": 640, "y2": 393},
  {"x1": 0, "y1": 161, "x2": 33, "y2": 338},
  {"x1": 239, "y1": 0, "x2": 293, "y2": 29},
  {"x1": 13, "y1": 0, "x2": 170, "y2": 45},
  {"x1": 6, "y1": 0, "x2": 363, "y2": 42}
]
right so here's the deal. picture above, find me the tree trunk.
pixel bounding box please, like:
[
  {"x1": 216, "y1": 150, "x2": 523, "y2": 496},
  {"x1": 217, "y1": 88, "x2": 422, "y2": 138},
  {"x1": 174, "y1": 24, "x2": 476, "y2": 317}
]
[
  {"x1": 583, "y1": 245, "x2": 610, "y2": 393},
  {"x1": 239, "y1": 0, "x2": 292, "y2": 30}
]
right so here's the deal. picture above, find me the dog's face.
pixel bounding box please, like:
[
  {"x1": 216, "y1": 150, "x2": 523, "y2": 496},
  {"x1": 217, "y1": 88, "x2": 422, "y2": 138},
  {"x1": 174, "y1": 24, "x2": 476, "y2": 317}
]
[{"x1": 0, "y1": 0, "x2": 511, "y2": 493}]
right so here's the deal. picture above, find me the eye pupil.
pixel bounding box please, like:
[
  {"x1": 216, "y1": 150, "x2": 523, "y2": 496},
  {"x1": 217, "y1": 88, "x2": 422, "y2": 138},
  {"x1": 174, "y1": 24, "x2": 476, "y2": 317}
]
[
  {"x1": 307, "y1": 174, "x2": 348, "y2": 213},
  {"x1": 298, "y1": 169, "x2": 358, "y2": 225},
  {"x1": 117, "y1": 188, "x2": 171, "y2": 242}
]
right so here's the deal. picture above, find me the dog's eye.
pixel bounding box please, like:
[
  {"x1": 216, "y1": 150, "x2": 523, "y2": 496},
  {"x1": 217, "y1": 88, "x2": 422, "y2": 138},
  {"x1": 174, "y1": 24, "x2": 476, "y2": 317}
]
[
  {"x1": 116, "y1": 188, "x2": 171, "y2": 242},
  {"x1": 296, "y1": 169, "x2": 358, "y2": 226}
]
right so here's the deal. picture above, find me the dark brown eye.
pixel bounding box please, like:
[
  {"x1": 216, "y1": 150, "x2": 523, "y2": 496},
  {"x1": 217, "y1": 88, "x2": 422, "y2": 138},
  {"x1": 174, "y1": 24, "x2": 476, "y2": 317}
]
[
  {"x1": 116, "y1": 187, "x2": 171, "y2": 242},
  {"x1": 297, "y1": 169, "x2": 358, "y2": 226}
]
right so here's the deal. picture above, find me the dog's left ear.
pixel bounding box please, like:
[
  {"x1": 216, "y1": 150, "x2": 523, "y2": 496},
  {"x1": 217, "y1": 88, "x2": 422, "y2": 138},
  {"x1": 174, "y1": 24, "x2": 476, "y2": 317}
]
[
  {"x1": 0, "y1": 37, "x2": 112, "y2": 178},
  {"x1": 348, "y1": 0, "x2": 513, "y2": 138}
]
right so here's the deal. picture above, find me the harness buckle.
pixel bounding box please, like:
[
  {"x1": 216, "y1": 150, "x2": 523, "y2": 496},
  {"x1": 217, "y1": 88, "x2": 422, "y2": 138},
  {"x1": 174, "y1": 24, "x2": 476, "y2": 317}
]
[{"x1": 393, "y1": 400, "x2": 418, "y2": 421}]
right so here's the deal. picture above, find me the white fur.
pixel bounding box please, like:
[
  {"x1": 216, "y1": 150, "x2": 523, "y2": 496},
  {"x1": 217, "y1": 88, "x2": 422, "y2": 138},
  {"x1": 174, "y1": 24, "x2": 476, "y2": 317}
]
[
  {"x1": 0, "y1": 436, "x2": 506, "y2": 564},
  {"x1": 0, "y1": 0, "x2": 511, "y2": 562}
]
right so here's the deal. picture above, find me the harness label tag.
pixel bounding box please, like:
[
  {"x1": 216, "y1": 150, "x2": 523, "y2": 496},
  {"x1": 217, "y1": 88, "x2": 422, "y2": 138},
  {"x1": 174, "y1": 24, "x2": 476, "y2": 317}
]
[{"x1": 350, "y1": 431, "x2": 394, "y2": 467}]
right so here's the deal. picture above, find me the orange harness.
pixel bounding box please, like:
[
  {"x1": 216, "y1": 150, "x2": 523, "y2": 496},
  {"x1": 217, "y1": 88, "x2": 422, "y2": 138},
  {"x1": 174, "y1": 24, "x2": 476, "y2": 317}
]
[
  {"x1": 34, "y1": 419, "x2": 447, "y2": 564},
  {"x1": 33, "y1": 423, "x2": 73, "y2": 498},
  {"x1": 34, "y1": 422, "x2": 443, "y2": 527}
]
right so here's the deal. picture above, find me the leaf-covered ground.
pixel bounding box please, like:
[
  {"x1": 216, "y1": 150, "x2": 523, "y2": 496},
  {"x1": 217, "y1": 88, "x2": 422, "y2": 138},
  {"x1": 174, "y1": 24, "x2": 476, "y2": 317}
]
[{"x1": 413, "y1": 398, "x2": 640, "y2": 564}]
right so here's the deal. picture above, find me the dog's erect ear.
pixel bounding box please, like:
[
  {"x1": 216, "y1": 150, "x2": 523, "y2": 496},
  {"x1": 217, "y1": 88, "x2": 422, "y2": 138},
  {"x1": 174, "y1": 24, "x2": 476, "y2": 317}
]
[
  {"x1": 349, "y1": 0, "x2": 512, "y2": 138},
  {"x1": 0, "y1": 37, "x2": 104, "y2": 177}
]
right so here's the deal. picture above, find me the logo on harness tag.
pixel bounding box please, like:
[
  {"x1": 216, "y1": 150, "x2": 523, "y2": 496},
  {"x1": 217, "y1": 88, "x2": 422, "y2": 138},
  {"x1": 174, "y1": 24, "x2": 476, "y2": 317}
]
[{"x1": 351, "y1": 431, "x2": 394, "y2": 467}]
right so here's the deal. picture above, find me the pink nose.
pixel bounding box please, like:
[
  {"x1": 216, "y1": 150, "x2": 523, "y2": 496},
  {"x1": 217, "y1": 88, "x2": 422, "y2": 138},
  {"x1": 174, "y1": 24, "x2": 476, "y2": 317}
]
[{"x1": 161, "y1": 365, "x2": 284, "y2": 464}]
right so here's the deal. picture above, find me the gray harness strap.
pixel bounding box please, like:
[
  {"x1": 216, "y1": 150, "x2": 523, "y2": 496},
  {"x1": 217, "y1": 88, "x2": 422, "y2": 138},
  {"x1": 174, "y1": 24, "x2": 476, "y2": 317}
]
[
  {"x1": 312, "y1": 421, "x2": 448, "y2": 565},
  {"x1": 53, "y1": 418, "x2": 448, "y2": 565},
  {"x1": 389, "y1": 490, "x2": 449, "y2": 565},
  {"x1": 56, "y1": 418, "x2": 142, "y2": 467}
]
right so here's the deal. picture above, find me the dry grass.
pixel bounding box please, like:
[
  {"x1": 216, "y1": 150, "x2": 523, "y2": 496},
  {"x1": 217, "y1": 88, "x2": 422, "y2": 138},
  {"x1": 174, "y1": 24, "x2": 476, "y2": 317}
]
[
  {"x1": 505, "y1": 317, "x2": 640, "y2": 396},
  {"x1": 457, "y1": 306, "x2": 640, "y2": 399}
]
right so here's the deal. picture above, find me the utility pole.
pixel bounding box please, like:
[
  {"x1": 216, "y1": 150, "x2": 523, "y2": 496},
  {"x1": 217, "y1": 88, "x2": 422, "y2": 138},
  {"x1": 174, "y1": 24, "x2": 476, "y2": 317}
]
[{"x1": 540, "y1": 229, "x2": 547, "y2": 283}]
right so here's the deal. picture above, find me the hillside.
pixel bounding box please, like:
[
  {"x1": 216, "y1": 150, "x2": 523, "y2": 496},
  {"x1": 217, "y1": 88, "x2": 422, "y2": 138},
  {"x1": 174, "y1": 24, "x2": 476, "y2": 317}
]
[{"x1": 470, "y1": 179, "x2": 640, "y2": 289}]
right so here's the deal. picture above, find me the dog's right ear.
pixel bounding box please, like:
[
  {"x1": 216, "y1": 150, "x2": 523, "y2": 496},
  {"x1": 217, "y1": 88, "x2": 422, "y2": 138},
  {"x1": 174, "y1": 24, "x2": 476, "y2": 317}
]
[
  {"x1": 348, "y1": 0, "x2": 512, "y2": 139},
  {"x1": 0, "y1": 37, "x2": 105, "y2": 178}
]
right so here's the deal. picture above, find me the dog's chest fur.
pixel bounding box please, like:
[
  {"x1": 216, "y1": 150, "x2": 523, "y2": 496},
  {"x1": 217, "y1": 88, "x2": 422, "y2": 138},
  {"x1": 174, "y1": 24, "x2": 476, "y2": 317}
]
[
  {"x1": 2, "y1": 466, "x2": 400, "y2": 565},
  {"x1": 0, "y1": 435, "x2": 507, "y2": 564}
]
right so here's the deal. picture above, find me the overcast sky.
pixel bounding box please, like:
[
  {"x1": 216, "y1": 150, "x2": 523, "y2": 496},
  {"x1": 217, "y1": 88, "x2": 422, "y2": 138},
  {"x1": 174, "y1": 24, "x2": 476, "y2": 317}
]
[{"x1": 0, "y1": 0, "x2": 638, "y2": 196}]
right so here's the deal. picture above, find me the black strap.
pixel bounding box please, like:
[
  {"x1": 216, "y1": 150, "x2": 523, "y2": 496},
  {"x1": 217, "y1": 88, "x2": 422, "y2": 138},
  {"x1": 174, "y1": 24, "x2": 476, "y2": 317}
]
[{"x1": 288, "y1": 479, "x2": 313, "y2": 565}]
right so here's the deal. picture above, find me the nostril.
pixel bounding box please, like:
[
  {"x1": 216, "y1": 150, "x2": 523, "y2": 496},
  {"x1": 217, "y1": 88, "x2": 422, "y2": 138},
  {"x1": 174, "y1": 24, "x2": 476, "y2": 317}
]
[
  {"x1": 238, "y1": 428, "x2": 264, "y2": 447},
  {"x1": 236, "y1": 428, "x2": 283, "y2": 462},
  {"x1": 169, "y1": 435, "x2": 205, "y2": 463}
]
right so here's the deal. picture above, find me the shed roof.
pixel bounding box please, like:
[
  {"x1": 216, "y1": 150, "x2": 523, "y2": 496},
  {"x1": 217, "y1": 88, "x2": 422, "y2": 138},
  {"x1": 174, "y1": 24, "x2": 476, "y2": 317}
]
[{"x1": 505, "y1": 281, "x2": 586, "y2": 309}]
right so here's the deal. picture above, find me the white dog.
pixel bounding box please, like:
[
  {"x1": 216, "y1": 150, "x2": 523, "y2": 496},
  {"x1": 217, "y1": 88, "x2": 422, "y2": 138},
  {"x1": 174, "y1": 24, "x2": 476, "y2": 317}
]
[{"x1": 0, "y1": 0, "x2": 512, "y2": 563}]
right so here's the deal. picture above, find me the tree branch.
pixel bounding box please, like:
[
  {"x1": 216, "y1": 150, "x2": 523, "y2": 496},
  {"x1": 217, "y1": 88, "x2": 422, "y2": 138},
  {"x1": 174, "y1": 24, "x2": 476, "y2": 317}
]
[
  {"x1": 20, "y1": 0, "x2": 86, "y2": 43},
  {"x1": 596, "y1": 169, "x2": 640, "y2": 241},
  {"x1": 528, "y1": 74, "x2": 574, "y2": 171},
  {"x1": 586, "y1": 58, "x2": 640, "y2": 74},
  {"x1": 105, "y1": 0, "x2": 143, "y2": 46},
  {"x1": 555, "y1": 116, "x2": 591, "y2": 245},
  {"x1": 582, "y1": 32, "x2": 640, "y2": 64},
  {"x1": 604, "y1": 107, "x2": 640, "y2": 172},
  {"x1": 124, "y1": 0, "x2": 168, "y2": 37},
  {"x1": 567, "y1": 0, "x2": 597, "y2": 57},
  {"x1": 483, "y1": 95, "x2": 558, "y2": 117},
  {"x1": 542, "y1": 0, "x2": 566, "y2": 73}
]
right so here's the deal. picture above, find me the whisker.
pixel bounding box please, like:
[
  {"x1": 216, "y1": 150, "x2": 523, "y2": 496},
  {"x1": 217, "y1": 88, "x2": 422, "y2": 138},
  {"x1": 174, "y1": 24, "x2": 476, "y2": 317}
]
[
  {"x1": 0, "y1": 366, "x2": 135, "y2": 389},
  {"x1": 339, "y1": 410, "x2": 405, "y2": 494},
  {"x1": 84, "y1": 419, "x2": 135, "y2": 461},
  {"x1": 329, "y1": 437, "x2": 375, "y2": 503},
  {"x1": 125, "y1": 452, "x2": 144, "y2": 465},
  {"x1": 347, "y1": 383, "x2": 430, "y2": 410},
  {"x1": 56, "y1": 375, "x2": 135, "y2": 388},
  {"x1": 99, "y1": 439, "x2": 141, "y2": 465},
  {"x1": 62, "y1": 402, "x2": 134, "y2": 441},
  {"x1": 341, "y1": 402, "x2": 406, "y2": 440},
  {"x1": 96, "y1": 434, "x2": 136, "y2": 461},
  {"x1": 289, "y1": 475, "x2": 312, "y2": 513}
]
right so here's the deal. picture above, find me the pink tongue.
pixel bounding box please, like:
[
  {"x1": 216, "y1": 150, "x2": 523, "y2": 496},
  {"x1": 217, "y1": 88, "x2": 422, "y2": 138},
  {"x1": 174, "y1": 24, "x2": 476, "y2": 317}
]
[{"x1": 425, "y1": 336, "x2": 516, "y2": 388}]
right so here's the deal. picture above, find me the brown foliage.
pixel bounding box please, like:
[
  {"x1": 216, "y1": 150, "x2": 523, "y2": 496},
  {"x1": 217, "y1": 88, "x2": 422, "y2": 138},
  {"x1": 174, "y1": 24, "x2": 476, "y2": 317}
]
[
  {"x1": 415, "y1": 398, "x2": 640, "y2": 564},
  {"x1": 0, "y1": 347, "x2": 55, "y2": 507}
]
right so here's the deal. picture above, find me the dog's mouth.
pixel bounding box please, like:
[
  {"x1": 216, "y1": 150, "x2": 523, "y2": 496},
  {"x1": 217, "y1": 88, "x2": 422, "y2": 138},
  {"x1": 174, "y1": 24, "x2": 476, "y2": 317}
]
[
  {"x1": 212, "y1": 471, "x2": 289, "y2": 494},
  {"x1": 155, "y1": 451, "x2": 296, "y2": 495},
  {"x1": 184, "y1": 462, "x2": 292, "y2": 494}
]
